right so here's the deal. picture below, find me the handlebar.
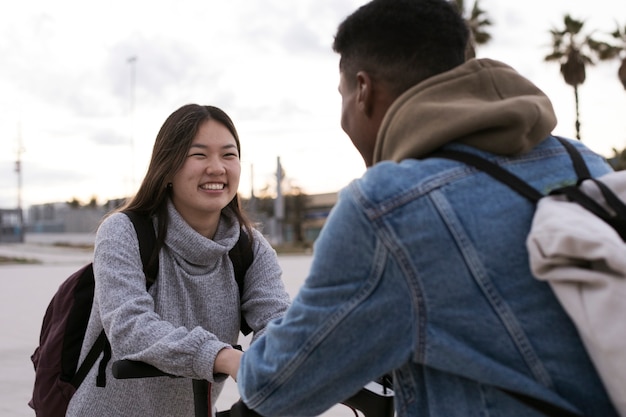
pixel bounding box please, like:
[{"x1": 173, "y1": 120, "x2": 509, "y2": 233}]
[
  {"x1": 112, "y1": 359, "x2": 177, "y2": 379},
  {"x1": 112, "y1": 360, "x2": 394, "y2": 417}
]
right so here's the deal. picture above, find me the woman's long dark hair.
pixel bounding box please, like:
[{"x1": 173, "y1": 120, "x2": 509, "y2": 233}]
[{"x1": 118, "y1": 104, "x2": 254, "y2": 256}]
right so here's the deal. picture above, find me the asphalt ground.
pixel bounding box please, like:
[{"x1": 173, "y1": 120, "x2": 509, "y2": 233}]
[{"x1": 0, "y1": 236, "x2": 369, "y2": 416}]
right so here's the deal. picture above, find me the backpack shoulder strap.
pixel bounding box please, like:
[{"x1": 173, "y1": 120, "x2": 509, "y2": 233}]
[
  {"x1": 229, "y1": 229, "x2": 254, "y2": 335},
  {"x1": 123, "y1": 211, "x2": 158, "y2": 285},
  {"x1": 431, "y1": 149, "x2": 543, "y2": 203},
  {"x1": 554, "y1": 137, "x2": 591, "y2": 180},
  {"x1": 432, "y1": 138, "x2": 593, "y2": 204},
  {"x1": 544, "y1": 139, "x2": 626, "y2": 238}
]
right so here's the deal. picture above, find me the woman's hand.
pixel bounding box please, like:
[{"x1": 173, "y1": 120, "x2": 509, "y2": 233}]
[{"x1": 215, "y1": 347, "x2": 243, "y2": 380}]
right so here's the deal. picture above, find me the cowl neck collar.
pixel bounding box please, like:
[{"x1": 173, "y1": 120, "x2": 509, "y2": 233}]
[{"x1": 164, "y1": 199, "x2": 240, "y2": 267}]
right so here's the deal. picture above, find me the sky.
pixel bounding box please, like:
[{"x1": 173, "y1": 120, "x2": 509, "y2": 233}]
[{"x1": 1, "y1": 0, "x2": 626, "y2": 210}]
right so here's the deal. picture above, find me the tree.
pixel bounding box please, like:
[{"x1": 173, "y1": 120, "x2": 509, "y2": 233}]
[
  {"x1": 607, "y1": 146, "x2": 626, "y2": 171},
  {"x1": 545, "y1": 15, "x2": 603, "y2": 140},
  {"x1": 593, "y1": 23, "x2": 626, "y2": 90},
  {"x1": 452, "y1": 0, "x2": 493, "y2": 59}
]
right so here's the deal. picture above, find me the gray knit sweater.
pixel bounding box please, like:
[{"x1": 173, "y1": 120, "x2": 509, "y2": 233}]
[{"x1": 66, "y1": 201, "x2": 290, "y2": 416}]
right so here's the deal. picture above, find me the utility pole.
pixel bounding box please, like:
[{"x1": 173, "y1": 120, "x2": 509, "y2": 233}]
[
  {"x1": 249, "y1": 163, "x2": 257, "y2": 216},
  {"x1": 15, "y1": 123, "x2": 25, "y2": 241},
  {"x1": 274, "y1": 157, "x2": 284, "y2": 245}
]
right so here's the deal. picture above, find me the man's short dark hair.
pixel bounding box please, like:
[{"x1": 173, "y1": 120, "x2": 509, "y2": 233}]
[{"x1": 333, "y1": 0, "x2": 469, "y2": 96}]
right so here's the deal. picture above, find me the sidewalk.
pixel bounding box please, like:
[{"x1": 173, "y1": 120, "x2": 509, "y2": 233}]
[
  {"x1": 0, "y1": 233, "x2": 95, "y2": 265},
  {"x1": 0, "y1": 238, "x2": 361, "y2": 417}
]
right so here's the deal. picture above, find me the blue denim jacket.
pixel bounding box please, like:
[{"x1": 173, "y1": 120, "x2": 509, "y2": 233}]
[{"x1": 238, "y1": 137, "x2": 618, "y2": 416}]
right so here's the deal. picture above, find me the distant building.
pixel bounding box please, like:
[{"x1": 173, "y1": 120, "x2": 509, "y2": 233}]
[
  {"x1": 0, "y1": 209, "x2": 24, "y2": 243},
  {"x1": 23, "y1": 192, "x2": 339, "y2": 244},
  {"x1": 27, "y1": 202, "x2": 106, "y2": 233},
  {"x1": 301, "y1": 192, "x2": 337, "y2": 243}
]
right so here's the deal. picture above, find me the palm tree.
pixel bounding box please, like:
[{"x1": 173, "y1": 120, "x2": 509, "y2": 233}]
[
  {"x1": 545, "y1": 15, "x2": 603, "y2": 140},
  {"x1": 593, "y1": 23, "x2": 626, "y2": 90},
  {"x1": 451, "y1": 0, "x2": 493, "y2": 59},
  {"x1": 607, "y1": 146, "x2": 626, "y2": 171}
]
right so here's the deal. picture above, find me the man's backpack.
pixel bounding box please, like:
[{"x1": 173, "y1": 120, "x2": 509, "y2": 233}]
[
  {"x1": 434, "y1": 137, "x2": 626, "y2": 417},
  {"x1": 29, "y1": 211, "x2": 254, "y2": 417}
]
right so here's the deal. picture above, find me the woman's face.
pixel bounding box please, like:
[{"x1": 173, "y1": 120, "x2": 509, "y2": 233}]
[{"x1": 170, "y1": 119, "x2": 241, "y2": 232}]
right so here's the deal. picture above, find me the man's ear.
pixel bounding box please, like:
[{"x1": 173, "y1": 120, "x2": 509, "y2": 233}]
[{"x1": 355, "y1": 71, "x2": 374, "y2": 117}]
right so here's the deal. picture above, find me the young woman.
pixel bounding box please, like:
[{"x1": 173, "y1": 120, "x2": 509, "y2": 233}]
[{"x1": 66, "y1": 104, "x2": 291, "y2": 416}]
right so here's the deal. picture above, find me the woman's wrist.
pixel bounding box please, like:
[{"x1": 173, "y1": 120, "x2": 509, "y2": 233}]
[{"x1": 215, "y1": 347, "x2": 243, "y2": 380}]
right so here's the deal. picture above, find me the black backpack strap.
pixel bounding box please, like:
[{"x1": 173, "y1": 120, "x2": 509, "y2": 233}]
[
  {"x1": 553, "y1": 179, "x2": 626, "y2": 242},
  {"x1": 433, "y1": 138, "x2": 595, "y2": 204},
  {"x1": 124, "y1": 211, "x2": 159, "y2": 286},
  {"x1": 550, "y1": 138, "x2": 626, "y2": 241},
  {"x1": 432, "y1": 149, "x2": 543, "y2": 203},
  {"x1": 229, "y1": 229, "x2": 254, "y2": 335},
  {"x1": 554, "y1": 137, "x2": 591, "y2": 180},
  {"x1": 71, "y1": 330, "x2": 107, "y2": 388},
  {"x1": 96, "y1": 338, "x2": 112, "y2": 387},
  {"x1": 72, "y1": 212, "x2": 158, "y2": 389}
]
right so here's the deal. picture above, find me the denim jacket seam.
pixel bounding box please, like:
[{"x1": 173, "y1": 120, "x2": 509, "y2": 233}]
[
  {"x1": 373, "y1": 215, "x2": 426, "y2": 363},
  {"x1": 356, "y1": 164, "x2": 556, "y2": 386},
  {"x1": 353, "y1": 183, "x2": 426, "y2": 362},
  {"x1": 429, "y1": 189, "x2": 554, "y2": 388},
  {"x1": 356, "y1": 167, "x2": 472, "y2": 221}
]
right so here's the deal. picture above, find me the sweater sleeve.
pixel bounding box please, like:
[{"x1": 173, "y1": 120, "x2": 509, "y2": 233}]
[
  {"x1": 240, "y1": 229, "x2": 291, "y2": 341},
  {"x1": 93, "y1": 213, "x2": 231, "y2": 382}
]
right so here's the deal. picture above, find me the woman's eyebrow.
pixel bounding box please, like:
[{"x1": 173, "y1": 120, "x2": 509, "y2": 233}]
[{"x1": 189, "y1": 143, "x2": 237, "y2": 150}]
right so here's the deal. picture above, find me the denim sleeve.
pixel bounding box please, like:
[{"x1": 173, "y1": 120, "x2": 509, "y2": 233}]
[{"x1": 237, "y1": 185, "x2": 417, "y2": 416}]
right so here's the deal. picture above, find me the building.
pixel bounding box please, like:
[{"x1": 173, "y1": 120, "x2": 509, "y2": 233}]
[
  {"x1": 27, "y1": 203, "x2": 107, "y2": 233},
  {"x1": 0, "y1": 209, "x2": 24, "y2": 243},
  {"x1": 22, "y1": 192, "x2": 339, "y2": 245},
  {"x1": 301, "y1": 193, "x2": 337, "y2": 243}
]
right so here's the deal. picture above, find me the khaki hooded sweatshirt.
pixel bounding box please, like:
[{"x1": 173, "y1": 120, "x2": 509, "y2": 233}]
[{"x1": 373, "y1": 58, "x2": 558, "y2": 164}]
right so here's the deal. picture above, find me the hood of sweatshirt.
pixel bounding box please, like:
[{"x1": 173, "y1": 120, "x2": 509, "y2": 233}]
[{"x1": 373, "y1": 58, "x2": 557, "y2": 164}]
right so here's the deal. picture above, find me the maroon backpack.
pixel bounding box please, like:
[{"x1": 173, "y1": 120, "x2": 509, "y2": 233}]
[{"x1": 28, "y1": 212, "x2": 157, "y2": 417}]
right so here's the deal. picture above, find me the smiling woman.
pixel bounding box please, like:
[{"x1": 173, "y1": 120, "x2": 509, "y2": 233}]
[
  {"x1": 124, "y1": 104, "x2": 250, "y2": 241},
  {"x1": 169, "y1": 118, "x2": 242, "y2": 238},
  {"x1": 63, "y1": 103, "x2": 292, "y2": 416}
]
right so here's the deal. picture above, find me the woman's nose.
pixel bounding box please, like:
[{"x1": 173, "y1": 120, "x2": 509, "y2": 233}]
[{"x1": 205, "y1": 158, "x2": 226, "y2": 174}]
